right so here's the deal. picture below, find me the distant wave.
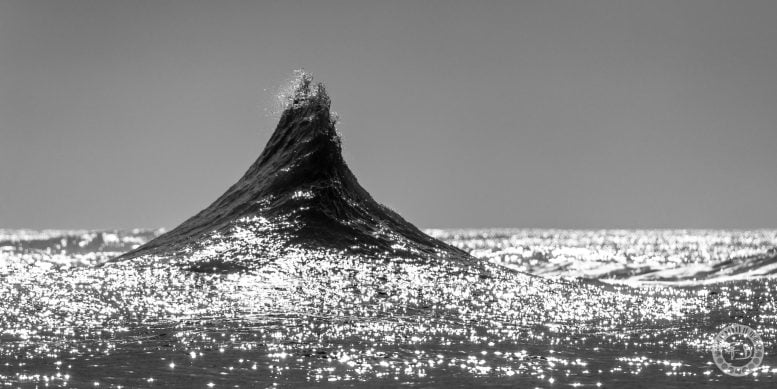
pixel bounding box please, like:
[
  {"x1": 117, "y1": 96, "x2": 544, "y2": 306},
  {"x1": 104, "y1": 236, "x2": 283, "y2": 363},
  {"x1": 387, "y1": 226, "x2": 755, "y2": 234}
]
[
  {"x1": 430, "y1": 229, "x2": 777, "y2": 284},
  {"x1": 621, "y1": 248, "x2": 777, "y2": 284}
]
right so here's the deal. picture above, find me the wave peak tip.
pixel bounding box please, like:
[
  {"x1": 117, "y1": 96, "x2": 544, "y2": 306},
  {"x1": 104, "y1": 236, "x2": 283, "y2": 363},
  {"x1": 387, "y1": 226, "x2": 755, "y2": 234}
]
[{"x1": 276, "y1": 70, "x2": 337, "y2": 123}]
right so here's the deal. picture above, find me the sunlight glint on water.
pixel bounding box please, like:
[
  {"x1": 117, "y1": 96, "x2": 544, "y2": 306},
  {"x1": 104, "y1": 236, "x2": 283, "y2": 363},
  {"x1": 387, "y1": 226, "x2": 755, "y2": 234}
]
[{"x1": 0, "y1": 229, "x2": 775, "y2": 387}]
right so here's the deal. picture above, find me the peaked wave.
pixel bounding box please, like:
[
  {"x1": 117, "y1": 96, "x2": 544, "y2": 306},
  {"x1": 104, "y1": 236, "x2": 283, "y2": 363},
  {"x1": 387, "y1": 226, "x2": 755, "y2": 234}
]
[{"x1": 114, "y1": 71, "x2": 470, "y2": 270}]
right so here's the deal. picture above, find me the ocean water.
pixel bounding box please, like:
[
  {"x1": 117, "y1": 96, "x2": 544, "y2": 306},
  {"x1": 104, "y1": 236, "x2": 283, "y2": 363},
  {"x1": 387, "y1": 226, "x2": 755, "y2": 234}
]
[
  {"x1": 2, "y1": 73, "x2": 775, "y2": 388},
  {"x1": 1, "y1": 228, "x2": 775, "y2": 388}
]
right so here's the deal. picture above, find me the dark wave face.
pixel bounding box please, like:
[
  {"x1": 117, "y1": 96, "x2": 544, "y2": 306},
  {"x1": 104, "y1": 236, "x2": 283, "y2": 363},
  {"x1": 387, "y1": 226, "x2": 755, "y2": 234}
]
[{"x1": 113, "y1": 72, "x2": 469, "y2": 271}]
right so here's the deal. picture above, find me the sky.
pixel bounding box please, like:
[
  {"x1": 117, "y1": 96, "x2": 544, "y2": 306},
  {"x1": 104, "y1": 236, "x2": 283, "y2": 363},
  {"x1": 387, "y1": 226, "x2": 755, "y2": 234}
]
[{"x1": 1, "y1": 0, "x2": 776, "y2": 230}]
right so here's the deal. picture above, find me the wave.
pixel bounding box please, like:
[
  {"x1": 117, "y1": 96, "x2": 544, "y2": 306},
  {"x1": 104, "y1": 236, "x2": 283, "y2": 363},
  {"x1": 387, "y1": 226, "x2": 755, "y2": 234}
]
[
  {"x1": 111, "y1": 71, "x2": 470, "y2": 271},
  {"x1": 433, "y1": 229, "x2": 777, "y2": 285},
  {"x1": 620, "y1": 248, "x2": 777, "y2": 284}
]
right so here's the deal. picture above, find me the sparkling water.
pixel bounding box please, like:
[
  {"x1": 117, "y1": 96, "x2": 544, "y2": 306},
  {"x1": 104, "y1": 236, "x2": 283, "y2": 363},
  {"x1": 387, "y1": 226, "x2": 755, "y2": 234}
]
[{"x1": 0, "y1": 229, "x2": 775, "y2": 387}]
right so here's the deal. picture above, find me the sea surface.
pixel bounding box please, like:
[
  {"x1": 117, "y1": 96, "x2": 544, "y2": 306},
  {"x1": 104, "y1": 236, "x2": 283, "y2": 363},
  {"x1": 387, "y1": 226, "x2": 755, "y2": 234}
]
[{"x1": 1, "y1": 228, "x2": 775, "y2": 388}]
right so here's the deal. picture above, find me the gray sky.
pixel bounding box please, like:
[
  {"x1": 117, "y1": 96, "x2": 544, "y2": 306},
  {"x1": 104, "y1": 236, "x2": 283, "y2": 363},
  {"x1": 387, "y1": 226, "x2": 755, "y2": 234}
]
[{"x1": 1, "y1": 0, "x2": 776, "y2": 230}]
